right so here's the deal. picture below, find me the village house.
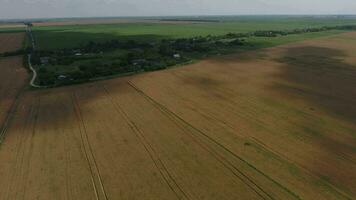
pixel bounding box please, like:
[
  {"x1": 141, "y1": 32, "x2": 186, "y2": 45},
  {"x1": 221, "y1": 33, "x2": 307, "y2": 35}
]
[
  {"x1": 132, "y1": 59, "x2": 147, "y2": 66},
  {"x1": 173, "y1": 53, "x2": 181, "y2": 59},
  {"x1": 57, "y1": 75, "x2": 67, "y2": 80}
]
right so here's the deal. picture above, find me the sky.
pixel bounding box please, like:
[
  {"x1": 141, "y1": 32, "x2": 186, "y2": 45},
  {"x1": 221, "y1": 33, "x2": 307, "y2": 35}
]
[{"x1": 1, "y1": 0, "x2": 356, "y2": 19}]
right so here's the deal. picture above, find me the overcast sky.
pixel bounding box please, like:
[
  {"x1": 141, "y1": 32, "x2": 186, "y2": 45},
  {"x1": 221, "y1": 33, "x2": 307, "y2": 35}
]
[{"x1": 1, "y1": 0, "x2": 356, "y2": 19}]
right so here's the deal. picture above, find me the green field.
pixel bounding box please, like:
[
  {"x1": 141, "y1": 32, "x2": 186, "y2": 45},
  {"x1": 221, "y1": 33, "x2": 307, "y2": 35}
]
[
  {"x1": 31, "y1": 16, "x2": 356, "y2": 50},
  {"x1": 246, "y1": 30, "x2": 345, "y2": 47}
]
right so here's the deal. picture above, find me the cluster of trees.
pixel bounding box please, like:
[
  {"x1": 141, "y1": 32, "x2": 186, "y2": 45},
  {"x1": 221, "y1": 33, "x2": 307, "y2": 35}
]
[
  {"x1": 160, "y1": 19, "x2": 220, "y2": 23},
  {"x1": 224, "y1": 25, "x2": 356, "y2": 38},
  {"x1": 34, "y1": 24, "x2": 356, "y2": 86},
  {"x1": 160, "y1": 36, "x2": 245, "y2": 55},
  {"x1": 37, "y1": 57, "x2": 180, "y2": 86},
  {"x1": 74, "y1": 36, "x2": 243, "y2": 56},
  {"x1": 37, "y1": 68, "x2": 56, "y2": 85},
  {"x1": 82, "y1": 40, "x2": 153, "y2": 53},
  {"x1": 0, "y1": 48, "x2": 31, "y2": 58},
  {"x1": 34, "y1": 34, "x2": 246, "y2": 86},
  {"x1": 159, "y1": 38, "x2": 210, "y2": 54}
]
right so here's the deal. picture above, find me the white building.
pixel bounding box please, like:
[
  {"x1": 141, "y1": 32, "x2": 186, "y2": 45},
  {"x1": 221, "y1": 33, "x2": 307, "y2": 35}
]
[{"x1": 173, "y1": 54, "x2": 181, "y2": 59}]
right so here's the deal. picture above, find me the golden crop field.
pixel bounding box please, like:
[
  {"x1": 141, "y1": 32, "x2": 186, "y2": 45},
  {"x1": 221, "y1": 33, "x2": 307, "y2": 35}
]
[{"x1": 0, "y1": 32, "x2": 355, "y2": 200}]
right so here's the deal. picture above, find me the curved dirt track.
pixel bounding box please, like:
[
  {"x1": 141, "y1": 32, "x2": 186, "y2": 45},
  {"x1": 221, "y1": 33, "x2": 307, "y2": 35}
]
[
  {"x1": 0, "y1": 32, "x2": 356, "y2": 200},
  {"x1": 27, "y1": 54, "x2": 44, "y2": 88}
]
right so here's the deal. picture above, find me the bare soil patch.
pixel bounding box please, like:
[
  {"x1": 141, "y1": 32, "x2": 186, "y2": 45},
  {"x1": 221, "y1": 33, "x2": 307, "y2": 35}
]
[{"x1": 0, "y1": 32, "x2": 25, "y2": 54}]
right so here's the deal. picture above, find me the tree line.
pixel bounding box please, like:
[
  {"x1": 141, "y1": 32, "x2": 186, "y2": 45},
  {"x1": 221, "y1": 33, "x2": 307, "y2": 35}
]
[{"x1": 27, "y1": 24, "x2": 356, "y2": 86}]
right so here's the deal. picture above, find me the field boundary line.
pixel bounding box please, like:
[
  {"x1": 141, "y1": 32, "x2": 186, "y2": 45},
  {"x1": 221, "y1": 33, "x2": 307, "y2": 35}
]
[
  {"x1": 0, "y1": 80, "x2": 27, "y2": 145},
  {"x1": 127, "y1": 80, "x2": 305, "y2": 200},
  {"x1": 1, "y1": 27, "x2": 38, "y2": 145},
  {"x1": 0, "y1": 94, "x2": 20, "y2": 144},
  {"x1": 72, "y1": 93, "x2": 109, "y2": 200},
  {"x1": 101, "y1": 85, "x2": 189, "y2": 200}
]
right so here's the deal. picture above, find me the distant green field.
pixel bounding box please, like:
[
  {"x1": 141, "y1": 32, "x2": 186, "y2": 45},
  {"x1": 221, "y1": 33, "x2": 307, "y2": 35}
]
[
  {"x1": 247, "y1": 30, "x2": 346, "y2": 48},
  {"x1": 32, "y1": 17, "x2": 356, "y2": 50}
]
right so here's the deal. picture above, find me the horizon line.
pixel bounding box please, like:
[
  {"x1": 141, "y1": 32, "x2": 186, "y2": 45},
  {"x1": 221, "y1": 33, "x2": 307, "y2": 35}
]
[{"x1": 1, "y1": 14, "x2": 356, "y2": 22}]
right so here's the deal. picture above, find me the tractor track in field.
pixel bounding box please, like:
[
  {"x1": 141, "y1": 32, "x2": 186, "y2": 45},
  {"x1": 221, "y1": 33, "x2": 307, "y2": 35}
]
[
  {"x1": 153, "y1": 107, "x2": 274, "y2": 200},
  {"x1": 0, "y1": 30, "x2": 33, "y2": 146},
  {"x1": 126, "y1": 81, "x2": 285, "y2": 200},
  {"x1": 158, "y1": 76, "x2": 352, "y2": 200},
  {"x1": 0, "y1": 80, "x2": 28, "y2": 145},
  {"x1": 193, "y1": 88, "x2": 353, "y2": 200},
  {"x1": 125, "y1": 81, "x2": 272, "y2": 199},
  {"x1": 158, "y1": 107, "x2": 273, "y2": 200},
  {"x1": 101, "y1": 85, "x2": 189, "y2": 200},
  {"x1": 20, "y1": 97, "x2": 41, "y2": 199},
  {"x1": 4, "y1": 98, "x2": 37, "y2": 200},
  {"x1": 63, "y1": 118, "x2": 72, "y2": 200},
  {"x1": 164, "y1": 89, "x2": 350, "y2": 200},
  {"x1": 72, "y1": 93, "x2": 109, "y2": 200},
  {"x1": 250, "y1": 136, "x2": 353, "y2": 200},
  {"x1": 122, "y1": 82, "x2": 271, "y2": 199}
]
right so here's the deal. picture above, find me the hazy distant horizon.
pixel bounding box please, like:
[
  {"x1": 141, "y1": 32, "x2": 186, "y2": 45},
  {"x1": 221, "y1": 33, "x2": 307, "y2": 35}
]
[
  {"x1": 2, "y1": 14, "x2": 356, "y2": 22},
  {"x1": 1, "y1": 0, "x2": 356, "y2": 20}
]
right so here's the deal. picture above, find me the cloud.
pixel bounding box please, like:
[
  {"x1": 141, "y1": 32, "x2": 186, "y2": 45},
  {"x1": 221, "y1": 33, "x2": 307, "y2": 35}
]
[{"x1": 0, "y1": 0, "x2": 355, "y2": 19}]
